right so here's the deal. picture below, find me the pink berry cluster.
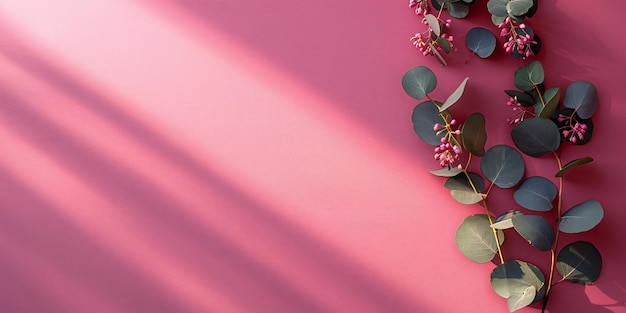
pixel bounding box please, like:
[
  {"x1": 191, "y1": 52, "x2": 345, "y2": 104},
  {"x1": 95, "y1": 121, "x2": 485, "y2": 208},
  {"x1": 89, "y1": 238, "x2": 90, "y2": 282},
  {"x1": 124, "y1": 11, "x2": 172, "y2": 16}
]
[
  {"x1": 409, "y1": 0, "x2": 428, "y2": 15},
  {"x1": 497, "y1": 16, "x2": 536, "y2": 58},
  {"x1": 408, "y1": 0, "x2": 454, "y2": 58},
  {"x1": 433, "y1": 119, "x2": 463, "y2": 169},
  {"x1": 558, "y1": 114, "x2": 588, "y2": 143},
  {"x1": 505, "y1": 97, "x2": 534, "y2": 125}
]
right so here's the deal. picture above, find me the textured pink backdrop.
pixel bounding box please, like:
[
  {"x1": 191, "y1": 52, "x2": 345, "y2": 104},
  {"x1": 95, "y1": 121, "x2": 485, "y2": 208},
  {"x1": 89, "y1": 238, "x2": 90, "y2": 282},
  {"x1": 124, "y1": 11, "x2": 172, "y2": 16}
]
[{"x1": 0, "y1": 1, "x2": 624, "y2": 312}]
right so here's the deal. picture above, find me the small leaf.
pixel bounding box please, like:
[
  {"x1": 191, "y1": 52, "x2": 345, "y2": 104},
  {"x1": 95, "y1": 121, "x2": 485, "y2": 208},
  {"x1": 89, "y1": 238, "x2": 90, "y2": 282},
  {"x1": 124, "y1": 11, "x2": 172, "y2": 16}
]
[
  {"x1": 513, "y1": 176, "x2": 557, "y2": 212},
  {"x1": 436, "y1": 36, "x2": 452, "y2": 53},
  {"x1": 480, "y1": 145, "x2": 525, "y2": 188},
  {"x1": 563, "y1": 81, "x2": 599, "y2": 119},
  {"x1": 506, "y1": 0, "x2": 533, "y2": 17},
  {"x1": 511, "y1": 118, "x2": 561, "y2": 157},
  {"x1": 557, "y1": 241, "x2": 602, "y2": 284},
  {"x1": 512, "y1": 214, "x2": 555, "y2": 251},
  {"x1": 461, "y1": 112, "x2": 487, "y2": 156},
  {"x1": 440, "y1": 77, "x2": 469, "y2": 112},
  {"x1": 505, "y1": 90, "x2": 535, "y2": 107},
  {"x1": 424, "y1": 14, "x2": 441, "y2": 36},
  {"x1": 430, "y1": 167, "x2": 463, "y2": 177},
  {"x1": 429, "y1": 42, "x2": 448, "y2": 66},
  {"x1": 455, "y1": 214, "x2": 504, "y2": 263},
  {"x1": 444, "y1": 172, "x2": 485, "y2": 204},
  {"x1": 466, "y1": 27, "x2": 497, "y2": 58},
  {"x1": 491, "y1": 260, "x2": 545, "y2": 311},
  {"x1": 412, "y1": 101, "x2": 446, "y2": 145},
  {"x1": 514, "y1": 61, "x2": 544, "y2": 91},
  {"x1": 560, "y1": 200, "x2": 604, "y2": 233},
  {"x1": 492, "y1": 210, "x2": 523, "y2": 230},
  {"x1": 556, "y1": 157, "x2": 594, "y2": 177},
  {"x1": 538, "y1": 87, "x2": 560, "y2": 119},
  {"x1": 402, "y1": 66, "x2": 437, "y2": 99}
]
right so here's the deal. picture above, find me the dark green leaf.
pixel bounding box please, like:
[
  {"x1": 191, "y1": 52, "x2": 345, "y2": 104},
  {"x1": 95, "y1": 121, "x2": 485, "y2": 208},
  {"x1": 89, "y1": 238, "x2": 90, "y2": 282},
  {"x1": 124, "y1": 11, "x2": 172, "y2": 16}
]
[
  {"x1": 491, "y1": 260, "x2": 546, "y2": 311},
  {"x1": 563, "y1": 81, "x2": 598, "y2": 119},
  {"x1": 447, "y1": 1, "x2": 470, "y2": 18},
  {"x1": 440, "y1": 77, "x2": 469, "y2": 112},
  {"x1": 560, "y1": 200, "x2": 604, "y2": 233},
  {"x1": 492, "y1": 210, "x2": 523, "y2": 230},
  {"x1": 412, "y1": 101, "x2": 446, "y2": 145},
  {"x1": 436, "y1": 36, "x2": 452, "y2": 53},
  {"x1": 455, "y1": 214, "x2": 504, "y2": 263},
  {"x1": 511, "y1": 117, "x2": 561, "y2": 157},
  {"x1": 557, "y1": 241, "x2": 602, "y2": 284},
  {"x1": 538, "y1": 87, "x2": 560, "y2": 119},
  {"x1": 466, "y1": 27, "x2": 496, "y2": 58},
  {"x1": 555, "y1": 157, "x2": 593, "y2": 177},
  {"x1": 512, "y1": 214, "x2": 555, "y2": 251},
  {"x1": 445, "y1": 172, "x2": 485, "y2": 204},
  {"x1": 506, "y1": 0, "x2": 533, "y2": 17},
  {"x1": 505, "y1": 90, "x2": 535, "y2": 107},
  {"x1": 480, "y1": 145, "x2": 525, "y2": 188},
  {"x1": 514, "y1": 61, "x2": 544, "y2": 91},
  {"x1": 402, "y1": 66, "x2": 437, "y2": 99},
  {"x1": 514, "y1": 176, "x2": 557, "y2": 212},
  {"x1": 460, "y1": 112, "x2": 487, "y2": 156}
]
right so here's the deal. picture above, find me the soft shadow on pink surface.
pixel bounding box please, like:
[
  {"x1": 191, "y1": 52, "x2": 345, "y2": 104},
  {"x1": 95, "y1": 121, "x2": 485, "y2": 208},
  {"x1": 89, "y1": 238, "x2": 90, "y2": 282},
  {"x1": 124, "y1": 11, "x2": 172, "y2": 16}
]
[
  {"x1": 0, "y1": 35, "x2": 425, "y2": 312},
  {"x1": 132, "y1": 1, "x2": 626, "y2": 312}
]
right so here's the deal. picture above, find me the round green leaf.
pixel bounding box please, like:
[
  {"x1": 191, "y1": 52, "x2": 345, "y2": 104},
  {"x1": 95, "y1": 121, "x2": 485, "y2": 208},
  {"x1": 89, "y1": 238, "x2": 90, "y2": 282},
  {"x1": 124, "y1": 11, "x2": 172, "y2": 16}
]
[
  {"x1": 447, "y1": 1, "x2": 470, "y2": 18},
  {"x1": 506, "y1": 0, "x2": 533, "y2": 17},
  {"x1": 491, "y1": 260, "x2": 546, "y2": 312},
  {"x1": 563, "y1": 81, "x2": 598, "y2": 119},
  {"x1": 402, "y1": 66, "x2": 437, "y2": 100},
  {"x1": 466, "y1": 27, "x2": 496, "y2": 58},
  {"x1": 511, "y1": 214, "x2": 555, "y2": 251},
  {"x1": 512, "y1": 214, "x2": 555, "y2": 251},
  {"x1": 513, "y1": 176, "x2": 557, "y2": 212},
  {"x1": 491, "y1": 14, "x2": 506, "y2": 26},
  {"x1": 412, "y1": 101, "x2": 446, "y2": 145},
  {"x1": 557, "y1": 241, "x2": 602, "y2": 284},
  {"x1": 559, "y1": 200, "x2": 604, "y2": 233},
  {"x1": 455, "y1": 214, "x2": 504, "y2": 263},
  {"x1": 487, "y1": 0, "x2": 508, "y2": 17},
  {"x1": 556, "y1": 157, "x2": 594, "y2": 177},
  {"x1": 511, "y1": 117, "x2": 561, "y2": 157},
  {"x1": 514, "y1": 61, "x2": 544, "y2": 91},
  {"x1": 480, "y1": 145, "x2": 525, "y2": 188},
  {"x1": 461, "y1": 112, "x2": 487, "y2": 156},
  {"x1": 444, "y1": 172, "x2": 485, "y2": 204}
]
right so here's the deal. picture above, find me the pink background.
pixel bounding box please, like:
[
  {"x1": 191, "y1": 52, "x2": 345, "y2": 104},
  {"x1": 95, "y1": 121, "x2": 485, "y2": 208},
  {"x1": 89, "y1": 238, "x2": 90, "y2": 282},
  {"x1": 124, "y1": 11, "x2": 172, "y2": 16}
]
[{"x1": 0, "y1": 1, "x2": 624, "y2": 312}]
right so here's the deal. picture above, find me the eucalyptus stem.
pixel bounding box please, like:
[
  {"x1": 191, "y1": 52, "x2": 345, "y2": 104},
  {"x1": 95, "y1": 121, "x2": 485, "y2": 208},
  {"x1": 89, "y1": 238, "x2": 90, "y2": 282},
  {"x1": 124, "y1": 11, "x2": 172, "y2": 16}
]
[
  {"x1": 542, "y1": 152, "x2": 564, "y2": 313},
  {"x1": 428, "y1": 95, "x2": 505, "y2": 264}
]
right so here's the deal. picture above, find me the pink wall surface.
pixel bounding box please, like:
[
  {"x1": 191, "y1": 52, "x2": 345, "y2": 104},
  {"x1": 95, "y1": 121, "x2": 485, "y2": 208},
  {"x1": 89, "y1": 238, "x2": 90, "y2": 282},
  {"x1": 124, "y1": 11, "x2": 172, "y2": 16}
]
[{"x1": 0, "y1": 1, "x2": 624, "y2": 312}]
